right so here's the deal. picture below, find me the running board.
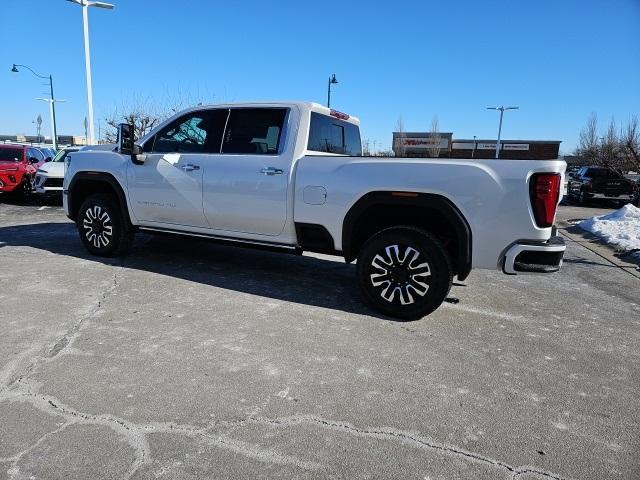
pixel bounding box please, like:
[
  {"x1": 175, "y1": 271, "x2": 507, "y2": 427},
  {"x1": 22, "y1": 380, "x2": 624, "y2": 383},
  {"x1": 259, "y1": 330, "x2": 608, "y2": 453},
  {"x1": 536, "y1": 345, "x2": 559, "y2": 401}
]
[{"x1": 139, "y1": 226, "x2": 301, "y2": 253}]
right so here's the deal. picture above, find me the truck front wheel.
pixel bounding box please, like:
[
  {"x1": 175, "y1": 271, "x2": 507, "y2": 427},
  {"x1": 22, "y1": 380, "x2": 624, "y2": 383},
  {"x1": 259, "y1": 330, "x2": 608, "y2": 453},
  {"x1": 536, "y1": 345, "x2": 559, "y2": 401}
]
[
  {"x1": 77, "y1": 194, "x2": 133, "y2": 257},
  {"x1": 356, "y1": 227, "x2": 452, "y2": 320}
]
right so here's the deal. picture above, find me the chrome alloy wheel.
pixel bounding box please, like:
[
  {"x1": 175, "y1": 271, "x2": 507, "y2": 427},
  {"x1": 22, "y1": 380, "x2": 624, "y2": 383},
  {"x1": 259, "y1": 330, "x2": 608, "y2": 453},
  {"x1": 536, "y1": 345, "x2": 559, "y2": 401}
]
[
  {"x1": 83, "y1": 205, "x2": 113, "y2": 248},
  {"x1": 369, "y1": 244, "x2": 431, "y2": 305}
]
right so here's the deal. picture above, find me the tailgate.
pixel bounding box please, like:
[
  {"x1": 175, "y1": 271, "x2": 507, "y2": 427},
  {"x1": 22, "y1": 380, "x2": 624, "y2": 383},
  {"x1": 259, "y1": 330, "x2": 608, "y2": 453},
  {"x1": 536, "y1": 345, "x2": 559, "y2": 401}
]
[{"x1": 591, "y1": 178, "x2": 634, "y2": 195}]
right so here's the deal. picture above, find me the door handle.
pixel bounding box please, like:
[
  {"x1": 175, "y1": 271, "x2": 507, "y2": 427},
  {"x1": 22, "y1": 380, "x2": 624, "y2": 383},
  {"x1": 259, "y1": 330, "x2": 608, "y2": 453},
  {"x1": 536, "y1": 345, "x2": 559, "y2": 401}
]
[
  {"x1": 180, "y1": 164, "x2": 200, "y2": 171},
  {"x1": 260, "y1": 167, "x2": 283, "y2": 175}
]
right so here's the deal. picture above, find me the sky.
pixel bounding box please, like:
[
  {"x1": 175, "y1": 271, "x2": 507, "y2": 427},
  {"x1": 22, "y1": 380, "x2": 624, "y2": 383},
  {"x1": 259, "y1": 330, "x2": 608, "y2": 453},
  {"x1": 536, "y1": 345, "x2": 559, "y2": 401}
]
[{"x1": 1, "y1": 0, "x2": 639, "y2": 153}]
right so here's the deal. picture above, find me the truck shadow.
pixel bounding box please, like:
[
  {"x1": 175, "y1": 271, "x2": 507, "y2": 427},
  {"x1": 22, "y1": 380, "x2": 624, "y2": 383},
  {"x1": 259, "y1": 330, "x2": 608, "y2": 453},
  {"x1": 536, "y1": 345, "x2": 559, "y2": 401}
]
[{"x1": 0, "y1": 221, "x2": 395, "y2": 320}]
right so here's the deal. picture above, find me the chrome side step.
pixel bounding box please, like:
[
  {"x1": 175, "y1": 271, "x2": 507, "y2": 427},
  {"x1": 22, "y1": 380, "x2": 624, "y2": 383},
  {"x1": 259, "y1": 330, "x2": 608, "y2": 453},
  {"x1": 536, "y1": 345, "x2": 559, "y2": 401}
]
[{"x1": 139, "y1": 226, "x2": 300, "y2": 251}]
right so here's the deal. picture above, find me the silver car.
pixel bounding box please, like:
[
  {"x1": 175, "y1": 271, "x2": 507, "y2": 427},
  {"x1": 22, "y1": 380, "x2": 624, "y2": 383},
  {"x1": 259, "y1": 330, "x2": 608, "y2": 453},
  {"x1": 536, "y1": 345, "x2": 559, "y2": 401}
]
[{"x1": 34, "y1": 147, "x2": 79, "y2": 195}]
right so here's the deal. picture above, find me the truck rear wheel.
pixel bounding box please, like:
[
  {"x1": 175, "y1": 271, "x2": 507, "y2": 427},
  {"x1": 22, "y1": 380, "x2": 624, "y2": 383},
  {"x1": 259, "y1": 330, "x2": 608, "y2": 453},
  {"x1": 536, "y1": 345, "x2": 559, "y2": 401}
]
[
  {"x1": 356, "y1": 226, "x2": 452, "y2": 320},
  {"x1": 77, "y1": 194, "x2": 133, "y2": 257}
]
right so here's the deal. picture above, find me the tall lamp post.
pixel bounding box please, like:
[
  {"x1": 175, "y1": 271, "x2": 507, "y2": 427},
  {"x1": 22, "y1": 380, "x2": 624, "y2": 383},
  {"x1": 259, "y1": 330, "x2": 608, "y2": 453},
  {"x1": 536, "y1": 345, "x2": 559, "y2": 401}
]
[
  {"x1": 327, "y1": 74, "x2": 338, "y2": 108},
  {"x1": 487, "y1": 106, "x2": 518, "y2": 159},
  {"x1": 11, "y1": 64, "x2": 60, "y2": 150},
  {"x1": 66, "y1": 0, "x2": 115, "y2": 145}
]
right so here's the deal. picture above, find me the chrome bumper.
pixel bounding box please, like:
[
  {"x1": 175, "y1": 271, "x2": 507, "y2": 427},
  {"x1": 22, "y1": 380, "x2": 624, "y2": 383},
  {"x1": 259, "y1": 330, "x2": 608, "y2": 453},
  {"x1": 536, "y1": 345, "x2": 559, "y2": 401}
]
[{"x1": 503, "y1": 235, "x2": 566, "y2": 275}]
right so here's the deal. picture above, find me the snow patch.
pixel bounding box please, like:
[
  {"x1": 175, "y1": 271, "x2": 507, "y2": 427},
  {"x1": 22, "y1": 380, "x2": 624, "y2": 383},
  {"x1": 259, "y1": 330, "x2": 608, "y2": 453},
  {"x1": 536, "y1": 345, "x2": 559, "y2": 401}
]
[{"x1": 578, "y1": 204, "x2": 640, "y2": 258}]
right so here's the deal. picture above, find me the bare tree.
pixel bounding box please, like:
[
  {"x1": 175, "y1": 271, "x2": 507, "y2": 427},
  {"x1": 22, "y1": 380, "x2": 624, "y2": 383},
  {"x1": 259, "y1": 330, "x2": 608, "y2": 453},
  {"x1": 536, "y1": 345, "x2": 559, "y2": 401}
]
[
  {"x1": 577, "y1": 112, "x2": 599, "y2": 164},
  {"x1": 103, "y1": 90, "x2": 213, "y2": 143},
  {"x1": 428, "y1": 116, "x2": 442, "y2": 158},
  {"x1": 621, "y1": 115, "x2": 640, "y2": 170},
  {"x1": 600, "y1": 117, "x2": 620, "y2": 169},
  {"x1": 394, "y1": 116, "x2": 406, "y2": 157},
  {"x1": 362, "y1": 139, "x2": 371, "y2": 156}
]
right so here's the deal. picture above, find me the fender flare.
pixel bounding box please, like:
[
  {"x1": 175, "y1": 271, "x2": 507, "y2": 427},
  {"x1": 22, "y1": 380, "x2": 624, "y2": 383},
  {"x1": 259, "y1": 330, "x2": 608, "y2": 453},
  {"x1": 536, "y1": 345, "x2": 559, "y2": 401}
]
[
  {"x1": 66, "y1": 172, "x2": 132, "y2": 227},
  {"x1": 342, "y1": 191, "x2": 472, "y2": 280}
]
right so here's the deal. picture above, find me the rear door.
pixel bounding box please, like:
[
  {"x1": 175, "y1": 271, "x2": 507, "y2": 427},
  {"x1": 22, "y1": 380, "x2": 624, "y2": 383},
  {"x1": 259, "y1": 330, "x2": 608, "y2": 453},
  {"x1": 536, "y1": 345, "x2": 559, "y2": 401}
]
[{"x1": 202, "y1": 107, "x2": 291, "y2": 236}]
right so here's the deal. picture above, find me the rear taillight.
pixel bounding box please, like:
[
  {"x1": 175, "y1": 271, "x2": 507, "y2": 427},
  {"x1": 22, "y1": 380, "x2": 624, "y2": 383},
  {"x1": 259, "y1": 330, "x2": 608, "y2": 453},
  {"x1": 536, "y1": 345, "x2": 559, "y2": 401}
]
[{"x1": 530, "y1": 173, "x2": 560, "y2": 228}]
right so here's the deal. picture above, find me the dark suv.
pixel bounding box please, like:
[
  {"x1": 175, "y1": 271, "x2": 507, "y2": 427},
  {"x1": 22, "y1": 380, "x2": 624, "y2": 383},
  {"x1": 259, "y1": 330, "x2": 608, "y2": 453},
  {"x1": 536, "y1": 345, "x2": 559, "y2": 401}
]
[{"x1": 567, "y1": 166, "x2": 636, "y2": 206}]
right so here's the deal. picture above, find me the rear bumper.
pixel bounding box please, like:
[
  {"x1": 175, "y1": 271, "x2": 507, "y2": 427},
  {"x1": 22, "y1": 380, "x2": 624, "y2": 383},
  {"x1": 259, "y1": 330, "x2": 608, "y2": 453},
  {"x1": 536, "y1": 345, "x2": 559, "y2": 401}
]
[
  {"x1": 503, "y1": 235, "x2": 566, "y2": 275},
  {"x1": 587, "y1": 192, "x2": 634, "y2": 201}
]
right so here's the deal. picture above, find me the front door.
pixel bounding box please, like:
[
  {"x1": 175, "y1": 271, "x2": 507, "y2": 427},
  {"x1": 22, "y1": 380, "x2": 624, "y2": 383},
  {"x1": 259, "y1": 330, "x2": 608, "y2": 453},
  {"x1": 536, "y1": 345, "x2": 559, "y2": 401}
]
[
  {"x1": 202, "y1": 108, "x2": 290, "y2": 236},
  {"x1": 126, "y1": 109, "x2": 228, "y2": 228}
]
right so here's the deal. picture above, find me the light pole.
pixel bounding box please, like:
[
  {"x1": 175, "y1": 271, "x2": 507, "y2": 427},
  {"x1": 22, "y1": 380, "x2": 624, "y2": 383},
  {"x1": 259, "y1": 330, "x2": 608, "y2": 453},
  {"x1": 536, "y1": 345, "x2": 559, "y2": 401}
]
[
  {"x1": 66, "y1": 0, "x2": 115, "y2": 145},
  {"x1": 487, "y1": 106, "x2": 518, "y2": 159},
  {"x1": 12, "y1": 64, "x2": 60, "y2": 150},
  {"x1": 327, "y1": 74, "x2": 338, "y2": 108}
]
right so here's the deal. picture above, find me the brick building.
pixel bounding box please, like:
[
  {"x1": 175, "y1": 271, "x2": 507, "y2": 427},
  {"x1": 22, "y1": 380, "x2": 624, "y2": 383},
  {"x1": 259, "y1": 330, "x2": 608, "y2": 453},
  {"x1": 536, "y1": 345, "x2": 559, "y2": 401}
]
[{"x1": 392, "y1": 132, "x2": 561, "y2": 159}]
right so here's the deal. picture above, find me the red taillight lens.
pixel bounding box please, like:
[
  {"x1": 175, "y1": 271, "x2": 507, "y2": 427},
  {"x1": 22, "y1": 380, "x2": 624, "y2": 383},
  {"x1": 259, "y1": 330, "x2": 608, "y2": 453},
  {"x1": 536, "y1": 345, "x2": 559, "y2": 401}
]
[{"x1": 530, "y1": 173, "x2": 560, "y2": 228}]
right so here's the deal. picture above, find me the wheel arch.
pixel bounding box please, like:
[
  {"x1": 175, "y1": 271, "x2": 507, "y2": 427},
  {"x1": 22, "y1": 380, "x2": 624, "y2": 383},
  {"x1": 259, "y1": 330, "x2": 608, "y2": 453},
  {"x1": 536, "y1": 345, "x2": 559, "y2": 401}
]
[
  {"x1": 67, "y1": 172, "x2": 132, "y2": 228},
  {"x1": 342, "y1": 191, "x2": 472, "y2": 280}
]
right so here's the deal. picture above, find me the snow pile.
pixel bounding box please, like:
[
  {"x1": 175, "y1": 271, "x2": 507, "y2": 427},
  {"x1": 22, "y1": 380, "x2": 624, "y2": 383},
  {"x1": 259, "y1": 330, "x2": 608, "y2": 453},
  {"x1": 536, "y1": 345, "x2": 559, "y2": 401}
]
[{"x1": 578, "y1": 204, "x2": 640, "y2": 257}]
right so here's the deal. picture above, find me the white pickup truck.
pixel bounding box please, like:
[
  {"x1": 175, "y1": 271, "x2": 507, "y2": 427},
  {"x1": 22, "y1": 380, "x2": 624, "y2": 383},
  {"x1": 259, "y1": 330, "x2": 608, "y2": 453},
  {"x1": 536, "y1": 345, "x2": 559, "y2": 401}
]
[{"x1": 64, "y1": 102, "x2": 566, "y2": 319}]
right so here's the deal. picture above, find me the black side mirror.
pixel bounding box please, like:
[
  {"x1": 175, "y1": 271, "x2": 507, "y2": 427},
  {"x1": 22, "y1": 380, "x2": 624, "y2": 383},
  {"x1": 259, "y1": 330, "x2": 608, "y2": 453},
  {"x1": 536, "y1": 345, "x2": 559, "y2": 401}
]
[
  {"x1": 44, "y1": 157, "x2": 52, "y2": 162},
  {"x1": 118, "y1": 123, "x2": 135, "y2": 155},
  {"x1": 28, "y1": 157, "x2": 39, "y2": 164}
]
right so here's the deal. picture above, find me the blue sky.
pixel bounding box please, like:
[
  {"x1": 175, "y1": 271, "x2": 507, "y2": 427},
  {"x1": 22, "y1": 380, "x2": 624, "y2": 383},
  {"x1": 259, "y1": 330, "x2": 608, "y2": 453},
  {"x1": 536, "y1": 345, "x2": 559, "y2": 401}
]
[{"x1": 1, "y1": 0, "x2": 639, "y2": 153}]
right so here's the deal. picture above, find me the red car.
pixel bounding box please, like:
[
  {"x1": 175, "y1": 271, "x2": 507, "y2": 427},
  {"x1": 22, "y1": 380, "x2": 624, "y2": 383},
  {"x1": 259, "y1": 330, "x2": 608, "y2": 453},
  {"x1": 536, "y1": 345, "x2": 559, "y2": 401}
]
[{"x1": 0, "y1": 144, "x2": 47, "y2": 198}]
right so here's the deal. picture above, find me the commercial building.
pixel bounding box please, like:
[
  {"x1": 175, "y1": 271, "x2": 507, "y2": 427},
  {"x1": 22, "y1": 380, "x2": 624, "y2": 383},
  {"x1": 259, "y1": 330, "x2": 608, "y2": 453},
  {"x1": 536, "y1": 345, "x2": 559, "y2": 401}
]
[{"x1": 392, "y1": 132, "x2": 561, "y2": 160}]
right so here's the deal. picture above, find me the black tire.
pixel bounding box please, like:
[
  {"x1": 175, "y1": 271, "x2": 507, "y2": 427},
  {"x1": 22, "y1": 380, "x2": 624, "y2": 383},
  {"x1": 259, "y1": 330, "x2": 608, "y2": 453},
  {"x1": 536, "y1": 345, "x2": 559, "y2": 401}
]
[
  {"x1": 77, "y1": 194, "x2": 134, "y2": 257},
  {"x1": 8, "y1": 176, "x2": 31, "y2": 201},
  {"x1": 356, "y1": 226, "x2": 452, "y2": 320},
  {"x1": 578, "y1": 190, "x2": 586, "y2": 206}
]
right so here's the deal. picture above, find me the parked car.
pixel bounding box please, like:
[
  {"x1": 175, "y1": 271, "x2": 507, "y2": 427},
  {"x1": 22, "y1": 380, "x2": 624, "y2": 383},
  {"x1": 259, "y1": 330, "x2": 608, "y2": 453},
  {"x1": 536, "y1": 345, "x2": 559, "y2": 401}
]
[
  {"x1": 567, "y1": 166, "x2": 636, "y2": 206},
  {"x1": 37, "y1": 147, "x2": 56, "y2": 162},
  {"x1": 64, "y1": 102, "x2": 567, "y2": 319},
  {"x1": 0, "y1": 144, "x2": 46, "y2": 198},
  {"x1": 34, "y1": 147, "x2": 79, "y2": 196}
]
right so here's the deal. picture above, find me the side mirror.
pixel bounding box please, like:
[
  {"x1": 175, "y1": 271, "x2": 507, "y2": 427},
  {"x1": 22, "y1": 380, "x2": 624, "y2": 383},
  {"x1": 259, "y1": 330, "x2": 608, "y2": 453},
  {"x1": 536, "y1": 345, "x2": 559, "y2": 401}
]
[
  {"x1": 44, "y1": 157, "x2": 52, "y2": 163},
  {"x1": 118, "y1": 123, "x2": 145, "y2": 164},
  {"x1": 28, "y1": 157, "x2": 39, "y2": 164},
  {"x1": 118, "y1": 123, "x2": 135, "y2": 155}
]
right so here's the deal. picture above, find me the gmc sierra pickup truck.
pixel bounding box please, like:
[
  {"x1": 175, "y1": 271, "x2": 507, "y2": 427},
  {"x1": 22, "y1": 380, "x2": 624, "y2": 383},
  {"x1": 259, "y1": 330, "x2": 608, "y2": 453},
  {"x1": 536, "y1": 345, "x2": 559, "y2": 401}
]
[{"x1": 64, "y1": 102, "x2": 566, "y2": 319}]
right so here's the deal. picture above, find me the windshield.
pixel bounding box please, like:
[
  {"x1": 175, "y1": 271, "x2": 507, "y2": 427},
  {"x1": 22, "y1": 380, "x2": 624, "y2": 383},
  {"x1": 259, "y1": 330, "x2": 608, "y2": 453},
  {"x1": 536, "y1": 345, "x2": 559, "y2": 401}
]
[
  {"x1": 587, "y1": 168, "x2": 622, "y2": 178},
  {"x1": 0, "y1": 148, "x2": 23, "y2": 162},
  {"x1": 51, "y1": 150, "x2": 68, "y2": 162}
]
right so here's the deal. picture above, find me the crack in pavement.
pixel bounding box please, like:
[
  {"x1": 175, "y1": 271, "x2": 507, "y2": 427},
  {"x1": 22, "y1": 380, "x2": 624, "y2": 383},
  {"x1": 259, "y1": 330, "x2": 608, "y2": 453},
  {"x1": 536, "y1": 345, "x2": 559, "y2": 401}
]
[
  {"x1": 244, "y1": 415, "x2": 573, "y2": 480},
  {"x1": 1, "y1": 386, "x2": 324, "y2": 477},
  {"x1": 0, "y1": 271, "x2": 120, "y2": 396}
]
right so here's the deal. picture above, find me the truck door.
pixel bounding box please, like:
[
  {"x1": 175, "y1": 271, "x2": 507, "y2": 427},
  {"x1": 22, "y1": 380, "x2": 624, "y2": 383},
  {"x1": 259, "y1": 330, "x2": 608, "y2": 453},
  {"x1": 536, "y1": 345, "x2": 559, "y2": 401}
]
[
  {"x1": 202, "y1": 108, "x2": 290, "y2": 236},
  {"x1": 126, "y1": 109, "x2": 227, "y2": 228}
]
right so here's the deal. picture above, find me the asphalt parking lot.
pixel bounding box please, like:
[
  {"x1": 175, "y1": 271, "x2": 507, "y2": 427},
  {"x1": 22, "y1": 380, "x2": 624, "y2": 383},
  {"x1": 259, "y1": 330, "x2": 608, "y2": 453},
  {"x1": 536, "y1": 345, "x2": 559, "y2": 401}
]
[{"x1": 1, "y1": 199, "x2": 639, "y2": 480}]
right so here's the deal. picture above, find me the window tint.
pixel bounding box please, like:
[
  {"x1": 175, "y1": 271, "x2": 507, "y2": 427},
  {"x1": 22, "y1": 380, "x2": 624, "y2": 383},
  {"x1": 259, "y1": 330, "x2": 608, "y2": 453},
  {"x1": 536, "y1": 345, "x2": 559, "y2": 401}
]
[
  {"x1": 149, "y1": 109, "x2": 229, "y2": 154},
  {"x1": 586, "y1": 168, "x2": 621, "y2": 178},
  {"x1": 28, "y1": 149, "x2": 42, "y2": 160},
  {"x1": 307, "y1": 112, "x2": 362, "y2": 156},
  {"x1": 0, "y1": 148, "x2": 23, "y2": 162},
  {"x1": 221, "y1": 108, "x2": 287, "y2": 154}
]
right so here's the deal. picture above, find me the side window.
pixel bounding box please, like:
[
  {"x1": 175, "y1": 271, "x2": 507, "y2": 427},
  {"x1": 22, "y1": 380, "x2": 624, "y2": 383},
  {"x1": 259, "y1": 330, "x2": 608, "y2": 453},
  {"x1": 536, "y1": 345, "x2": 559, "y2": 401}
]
[
  {"x1": 307, "y1": 112, "x2": 362, "y2": 156},
  {"x1": 149, "y1": 109, "x2": 229, "y2": 154},
  {"x1": 221, "y1": 108, "x2": 287, "y2": 154}
]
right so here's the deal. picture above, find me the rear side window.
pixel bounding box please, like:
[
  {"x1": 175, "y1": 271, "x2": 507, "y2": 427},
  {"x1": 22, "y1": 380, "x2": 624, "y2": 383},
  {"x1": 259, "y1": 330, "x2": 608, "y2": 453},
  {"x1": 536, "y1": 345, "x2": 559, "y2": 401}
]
[
  {"x1": 221, "y1": 108, "x2": 287, "y2": 154},
  {"x1": 149, "y1": 109, "x2": 229, "y2": 154},
  {"x1": 307, "y1": 112, "x2": 362, "y2": 156},
  {"x1": 0, "y1": 148, "x2": 23, "y2": 161},
  {"x1": 586, "y1": 168, "x2": 620, "y2": 178}
]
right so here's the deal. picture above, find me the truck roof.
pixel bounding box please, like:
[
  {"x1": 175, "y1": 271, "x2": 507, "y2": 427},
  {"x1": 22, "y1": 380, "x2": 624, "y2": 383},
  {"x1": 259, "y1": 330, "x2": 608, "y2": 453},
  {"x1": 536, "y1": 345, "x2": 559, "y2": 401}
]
[{"x1": 176, "y1": 101, "x2": 361, "y2": 126}]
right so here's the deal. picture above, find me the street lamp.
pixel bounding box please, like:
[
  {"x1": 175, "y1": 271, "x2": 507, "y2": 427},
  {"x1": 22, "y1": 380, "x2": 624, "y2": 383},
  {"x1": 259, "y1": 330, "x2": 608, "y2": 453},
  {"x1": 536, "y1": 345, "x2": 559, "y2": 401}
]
[
  {"x1": 11, "y1": 64, "x2": 60, "y2": 150},
  {"x1": 327, "y1": 74, "x2": 338, "y2": 108},
  {"x1": 66, "y1": 0, "x2": 115, "y2": 145},
  {"x1": 487, "y1": 106, "x2": 518, "y2": 159}
]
